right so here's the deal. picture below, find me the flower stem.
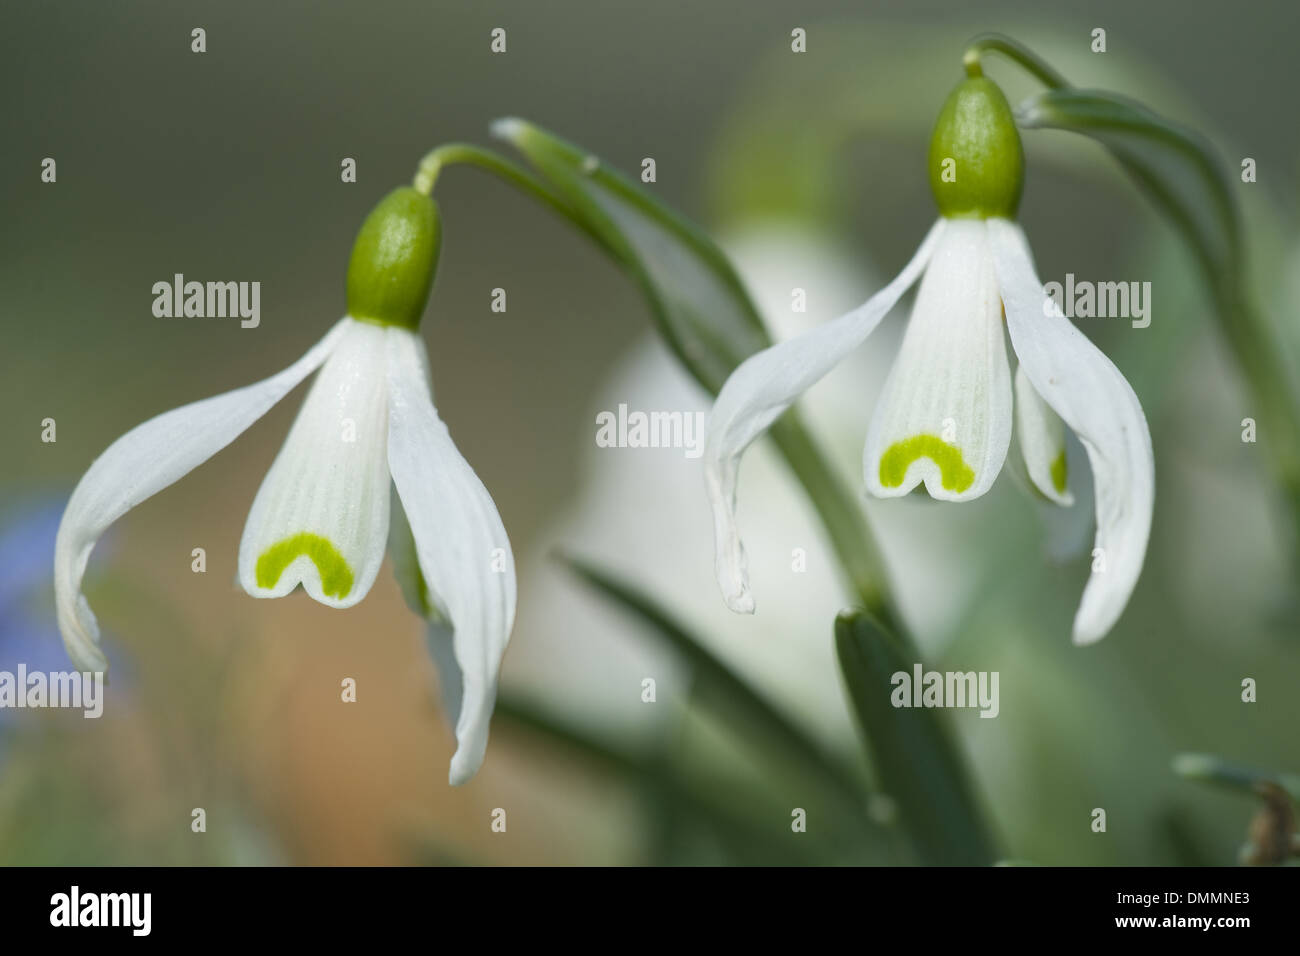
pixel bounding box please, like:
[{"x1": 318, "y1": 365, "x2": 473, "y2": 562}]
[
  {"x1": 412, "y1": 143, "x2": 603, "y2": 245},
  {"x1": 962, "y1": 32, "x2": 1069, "y2": 90}
]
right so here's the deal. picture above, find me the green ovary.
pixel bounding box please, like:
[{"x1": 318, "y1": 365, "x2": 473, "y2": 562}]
[
  {"x1": 1050, "y1": 449, "x2": 1068, "y2": 494},
  {"x1": 879, "y1": 434, "x2": 976, "y2": 493},
  {"x1": 256, "y1": 532, "x2": 354, "y2": 599}
]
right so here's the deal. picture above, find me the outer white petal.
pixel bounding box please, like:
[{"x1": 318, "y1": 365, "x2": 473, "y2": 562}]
[
  {"x1": 864, "y1": 219, "x2": 1012, "y2": 502},
  {"x1": 704, "y1": 219, "x2": 946, "y2": 613},
  {"x1": 238, "y1": 319, "x2": 392, "y2": 608},
  {"x1": 53, "y1": 319, "x2": 350, "y2": 673},
  {"x1": 990, "y1": 218, "x2": 1154, "y2": 644},
  {"x1": 1015, "y1": 364, "x2": 1075, "y2": 506},
  {"x1": 386, "y1": 327, "x2": 516, "y2": 785}
]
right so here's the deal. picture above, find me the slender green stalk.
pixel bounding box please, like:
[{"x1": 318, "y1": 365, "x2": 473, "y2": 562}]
[
  {"x1": 411, "y1": 143, "x2": 610, "y2": 251},
  {"x1": 962, "y1": 32, "x2": 1069, "y2": 89}
]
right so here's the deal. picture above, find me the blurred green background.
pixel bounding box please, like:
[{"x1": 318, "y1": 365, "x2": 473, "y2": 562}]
[{"x1": 1, "y1": 0, "x2": 1297, "y2": 865}]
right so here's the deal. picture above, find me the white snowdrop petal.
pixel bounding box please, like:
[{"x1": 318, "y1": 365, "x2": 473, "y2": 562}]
[
  {"x1": 704, "y1": 219, "x2": 946, "y2": 612},
  {"x1": 53, "y1": 319, "x2": 350, "y2": 673},
  {"x1": 864, "y1": 218, "x2": 1013, "y2": 502},
  {"x1": 990, "y1": 218, "x2": 1154, "y2": 644},
  {"x1": 238, "y1": 318, "x2": 392, "y2": 608},
  {"x1": 386, "y1": 327, "x2": 516, "y2": 785}
]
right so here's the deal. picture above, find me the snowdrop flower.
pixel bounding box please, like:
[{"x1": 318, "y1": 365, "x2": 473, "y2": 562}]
[
  {"x1": 705, "y1": 76, "x2": 1153, "y2": 645},
  {"x1": 54, "y1": 185, "x2": 515, "y2": 783}
]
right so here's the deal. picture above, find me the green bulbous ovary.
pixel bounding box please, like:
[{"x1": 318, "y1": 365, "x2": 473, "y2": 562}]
[
  {"x1": 346, "y1": 186, "x2": 441, "y2": 330},
  {"x1": 928, "y1": 77, "x2": 1024, "y2": 219}
]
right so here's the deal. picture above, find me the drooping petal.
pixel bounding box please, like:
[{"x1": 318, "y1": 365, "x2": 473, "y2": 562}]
[
  {"x1": 386, "y1": 327, "x2": 516, "y2": 785},
  {"x1": 989, "y1": 218, "x2": 1154, "y2": 644},
  {"x1": 864, "y1": 218, "x2": 1012, "y2": 502},
  {"x1": 1015, "y1": 364, "x2": 1074, "y2": 506},
  {"x1": 54, "y1": 319, "x2": 350, "y2": 673},
  {"x1": 238, "y1": 319, "x2": 392, "y2": 608},
  {"x1": 705, "y1": 219, "x2": 946, "y2": 613}
]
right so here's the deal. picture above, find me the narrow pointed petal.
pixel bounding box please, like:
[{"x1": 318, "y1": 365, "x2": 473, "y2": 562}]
[
  {"x1": 386, "y1": 327, "x2": 516, "y2": 785},
  {"x1": 54, "y1": 319, "x2": 350, "y2": 673},
  {"x1": 705, "y1": 219, "x2": 946, "y2": 613},
  {"x1": 1015, "y1": 364, "x2": 1074, "y2": 506},
  {"x1": 990, "y1": 218, "x2": 1154, "y2": 644},
  {"x1": 239, "y1": 319, "x2": 392, "y2": 608},
  {"x1": 864, "y1": 219, "x2": 1012, "y2": 502}
]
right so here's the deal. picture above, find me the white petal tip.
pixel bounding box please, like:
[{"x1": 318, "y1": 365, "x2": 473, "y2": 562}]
[
  {"x1": 712, "y1": 526, "x2": 754, "y2": 614},
  {"x1": 724, "y1": 589, "x2": 756, "y2": 615},
  {"x1": 59, "y1": 602, "x2": 109, "y2": 674},
  {"x1": 1071, "y1": 624, "x2": 1107, "y2": 647},
  {"x1": 448, "y1": 750, "x2": 481, "y2": 787},
  {"x1": 68, "y1": 646, "x2": 108, "y2": 676}
]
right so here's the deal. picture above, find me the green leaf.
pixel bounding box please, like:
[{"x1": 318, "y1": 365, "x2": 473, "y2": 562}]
[
  {"x1": 834, "y1": 608, "x2": 998, "y2": 865},
  {"x1": 491, "y1": 117, "x2": 769, "y2": 396},
  {"x1": 494, "y1": 694, "x2": 835, "y2": 865}
]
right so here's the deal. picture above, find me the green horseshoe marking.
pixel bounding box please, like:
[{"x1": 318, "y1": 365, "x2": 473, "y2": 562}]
[
  {"x1": 256, "y1": 532, "x2": 354, "y2": 599},
  {"x1": 1050, "y1": 449, "x2": 1068, "y2": 495},
  {"x1": 879, "y1": 434, "x2": 976, "y2": 493}
]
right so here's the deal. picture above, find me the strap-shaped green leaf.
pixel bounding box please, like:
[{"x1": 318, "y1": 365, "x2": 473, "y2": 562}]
[{"x1": 835, "y1": 608, "x2": 998, "y2": 865}]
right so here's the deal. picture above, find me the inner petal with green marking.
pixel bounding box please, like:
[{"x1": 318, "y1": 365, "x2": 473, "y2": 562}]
[
  {"x1": 1050, "y1": 449, "x2": 1068, "y2": 494},
  {"x1": 255, "y1": 532, "x2": 355, "y2": 599},
  {"x1": 879, "y1": 433, "x2": 976, "y2": 493}
]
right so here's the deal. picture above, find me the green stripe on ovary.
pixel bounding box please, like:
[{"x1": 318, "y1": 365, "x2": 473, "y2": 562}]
[
  {"x1": 1050, "y1": 449, "x2": 1068, "y2": 494},
  {"x1": 256, "y1": 532, "x2": 354, "y2": 599},
  {"x1": 879, "y1": 434, "x2": 976, "y2": 493}
]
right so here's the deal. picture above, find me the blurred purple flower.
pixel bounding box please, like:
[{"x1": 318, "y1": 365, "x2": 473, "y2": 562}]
[{"x1": 0, "y1": 499, "x2": 124, "y2": 737}]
